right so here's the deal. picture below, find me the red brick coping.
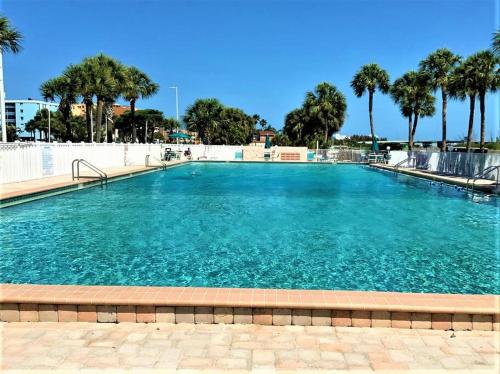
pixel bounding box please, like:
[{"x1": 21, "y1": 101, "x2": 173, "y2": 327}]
[{"x1": 1, "y1": 284, "x2": 498, "y2": 330}]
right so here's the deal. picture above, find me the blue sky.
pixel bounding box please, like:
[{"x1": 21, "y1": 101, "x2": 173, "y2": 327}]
[{"x1": 2, "y1": 0, "x2": 499, "y2": 140}]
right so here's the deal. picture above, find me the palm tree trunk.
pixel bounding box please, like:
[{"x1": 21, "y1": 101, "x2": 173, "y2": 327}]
[
  {"x1": 130, "y1": 99, "x2": 136, "y2": 143},
  {"x1": 95, "y1": 99, "x2": 104, "y2": 143},
  {"x1": 410, "y1": 113, "x2": 419, "y2": 151},
  {"x1": 324, "y1": 121, "x2": 329, "y2": 144},
  {"x1": 466, "y1": 95, "x2": 476, "y2": 152},
  {"x1": 368, "y1": 91, "x2": 375, "y2": 141},
  {"x1": 441, "y1": 89, "x2": 447, "y2": 152},
  {"x1": 85, "y1": 99, "x2": 92, "y2": 142},
  {"x1": 479, "y1": 92, "x2": 486, "y2": 149},
  {"x1": 61, "y1": 104, "x2": 72, "y2": 142}
]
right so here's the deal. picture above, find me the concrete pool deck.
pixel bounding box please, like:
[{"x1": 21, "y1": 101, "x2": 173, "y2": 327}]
[
  {"x1": 370, "y1": 164, "x2": 499, "y2": 193},
  {"x1": 0, "y1": 160, "x2": 187, "y2": 202}
]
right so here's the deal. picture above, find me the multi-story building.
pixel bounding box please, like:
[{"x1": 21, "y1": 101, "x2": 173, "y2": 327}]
[
  {"x1": 5, "y1": 99, "x2": 59, "y2": 140},
  {"x1": 71, "y1": 103, "x2": 132, "y2": 117}
]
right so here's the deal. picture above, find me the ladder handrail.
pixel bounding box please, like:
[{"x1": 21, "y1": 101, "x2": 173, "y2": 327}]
[
  {"x1": 145, "y1": 154, "x2": 167, "y2": 170},
  {"x1": 72, "y1": 159, "x2": 108, "y2": 186},
  {"x1": 394, "y1": 156, "x2": 415, "y2": 169},
  {"x1": 466, "y1": 165, "x2": 500, "y2": 193}
]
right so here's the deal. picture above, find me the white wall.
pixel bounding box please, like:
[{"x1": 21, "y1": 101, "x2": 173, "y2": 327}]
[
  {"x1": 1, "y1": 143, "x2": 498, "y2": 184},
  {"x1": 0, "y1": 143, "x2": 245, "y2": 183}
]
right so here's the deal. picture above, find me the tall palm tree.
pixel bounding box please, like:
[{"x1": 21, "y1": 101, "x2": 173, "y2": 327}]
[
  {"x1": 351, "y1": 64, "x2": 390, "y2": 148},
  {"x1": 304, "y1": 82, "x2": 347, "y2": 144},
  {"x1": 284, "y1": 108, "x2": 306, "y2": 145},
  {"x1": 493, "y1": 30, "x2": 500, "y2": 56},
  {"x1": 390, "y1": 71, "x2": 435, "y2": 150},
  {"x1": 0, "y1": 16, "x2": 23, "y2": 142},
  {"x1": 86, "y1": 54, "x2": 125, "y2": 143},
  {"x1": 72, "y1": 60, "x2": 96, "y2": 142},
  {"x1": 184, "y1": 98, "x2": 224, "y2": 144},
  {"x1": 419, "y1": 49, "x2": 461, "y2": 152},
  {"x1": 448, "y1": 57, "x2": 480, "y2": 151},
  {"x1": 466, "y1": 51, "x2": 499, "y2": 149},
  {"x1": 122, "y1": 67, "x2": 159, "y2": 143},
  {"x1": 40, "y1": 66, "x2": 80, "y2": 142}
]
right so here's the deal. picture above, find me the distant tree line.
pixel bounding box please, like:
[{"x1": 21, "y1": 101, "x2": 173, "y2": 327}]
[
  {"x1": 2, "y1": 15, "x2": 498, "y2": 149},
  {"x1": 284, "y1": 33, "x2": 499, "y2": 151}
]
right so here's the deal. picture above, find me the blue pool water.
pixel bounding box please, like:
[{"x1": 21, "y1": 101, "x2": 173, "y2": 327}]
[{"x1": 0, "y1": 163, "x2": 498, "y2": 294}]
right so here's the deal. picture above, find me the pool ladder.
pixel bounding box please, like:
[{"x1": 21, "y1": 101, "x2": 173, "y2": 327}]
[
  {"x1": 72, "y1": 159, "x2": 108, "y2": 187},
  {"x1": 394, "y1": 156, "x2": 416, "y2": 169},
  {"x1": 145, "y1": 154, "x2": 167, "y2": 170},
  {"x1": 465, "y1": 165, "x2": 500, "y2": 194}
]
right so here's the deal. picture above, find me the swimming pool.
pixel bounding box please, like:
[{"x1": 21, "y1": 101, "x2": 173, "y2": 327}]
[{"x1": 0, "y1": 163, "x2": 498, "y2": 294}]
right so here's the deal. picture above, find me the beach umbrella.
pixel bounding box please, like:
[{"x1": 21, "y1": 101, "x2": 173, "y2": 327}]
[
  {"x1": 169, "y1": 132, "x2": 191, "y2": 140},
  {"x1": 265, "y1": 134, "x2": 271, "y2": 149},
  {"x1": 169, "y1": 132, "x2": 191, "y2": 146}
]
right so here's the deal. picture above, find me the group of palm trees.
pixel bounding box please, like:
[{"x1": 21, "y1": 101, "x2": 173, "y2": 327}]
[
  {"x1": 40, "y1": 54, "x2": 159, "y2": 142},
  {"x1": 1, "y1": 14, "x2": 498, "y2": 149},
  {"x1": 0, "y1": 16, "x2": 159, "y2": 143},
  {"x1": 352, "y1": 38, "x2": 499, "y2": 152},
  {"x1": 283, "y1": 83, "x2": 347, "y2": 148}
]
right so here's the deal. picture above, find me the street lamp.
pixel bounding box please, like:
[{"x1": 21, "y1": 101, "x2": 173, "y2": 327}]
[{"x1": 168, "y1": 86, "x2": 179, "y2": 129}]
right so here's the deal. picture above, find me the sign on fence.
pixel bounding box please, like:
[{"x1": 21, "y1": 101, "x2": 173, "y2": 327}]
[{"x1": 41, "y1": 146, "x2": 54, "y2": 176}]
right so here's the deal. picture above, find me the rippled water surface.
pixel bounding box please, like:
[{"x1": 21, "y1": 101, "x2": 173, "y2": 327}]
[{"x1": 1, "y1": 163, "x2": 498, "y2": 294}]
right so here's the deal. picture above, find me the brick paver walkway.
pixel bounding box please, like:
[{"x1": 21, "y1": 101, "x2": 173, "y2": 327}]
[{"x1": 1, "y1": 322, "x2": 498, "y2": 371}]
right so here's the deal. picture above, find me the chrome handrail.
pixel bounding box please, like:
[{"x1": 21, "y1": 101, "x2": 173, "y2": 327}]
[
  {"x1": 394, "y1": 156, "x2": 415, "y2": 169},
  {"x1": 72, "y1": 159, "x2": 108, "y2": 186},
  {"x1": 466, "y1": 165, "x2": 500, "y2": 193},
  {"x1": 145, "y1": 154, "x2": 167, "y2": 170}
]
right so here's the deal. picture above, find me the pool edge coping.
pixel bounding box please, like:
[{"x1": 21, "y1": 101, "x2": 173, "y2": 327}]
[
  {"x1": 0, "y1": 162, "x2": 190, "y2": 207},
  {"x1": 1, "y1": 284, "x2": 498, "y2": 316}
]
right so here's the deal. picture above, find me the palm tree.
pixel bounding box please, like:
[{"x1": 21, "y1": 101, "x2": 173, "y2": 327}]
[
  {"x1": 122, "y1": 67, "x2": 159, "y2": 143},
  {"x1": 183, "y1": 98, "x2": 224, "y2": 144},
  {"x1": 284, "y1": 108, "x2": 306, "y2": 145},
  {"x1": 0, "y1": 16, "x2": 23, "y2": 142},
  {"x1": 390, "y1": 75, "x2": 415, "y2": 148},
  {"x1": 493, "y1": 30, "x2": 500, "y2": 56},
  {"x1": 71, "y1": 60, "x2": 96, "y2": 142},
  {"x1": 304, "y1": 82, "x2": 347, "y2": 145},
  {"x1": 419, "y1": 49, "x2": 461, "y2": 152},
  {"x1": 40, "y1": 67, "x2": 80, "y2": 142},
  {"x1": 351, "y1": 64, "x2": 390, "y2": 147},
  {"x1": 86, "y1": 54, "x2": 125, "y2": 143},
  {"x1": 390, "y1": 71, "x2": 435, "y2": 150},
  {"x1": 448, "y1": 57, "x2": 479, "y2": 151},
  {"x1": 466, "y1": 51, "x2": 499, "y2": 149}
]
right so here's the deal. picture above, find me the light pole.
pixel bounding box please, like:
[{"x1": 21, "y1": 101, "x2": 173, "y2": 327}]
[
  {"x1": 169, "y1": 86, "x2": 179, "y2": 130},
  {"x1": 90, "y1": 106, "x2": 94, "y2": 143},
  {"x1": 48, "y1": 105, "x2": 51, "y2": 143},
  {"x1": 0, "y1": 51, "x2": 6, "y2": 142}
]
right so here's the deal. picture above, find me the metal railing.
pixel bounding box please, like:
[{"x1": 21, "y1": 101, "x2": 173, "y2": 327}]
[
  {"x1": 145, "y1": 154, "x2": 167, "y2": 170},
  {"x1": 394, "y1": 156, "x2": 416, "y2": 169},
  {"x1": 71, "y1": 159, "x2": 108, "y2": 186},
  {"x1": 466, "y1": 165, "x2": 500, "y2": 193}
]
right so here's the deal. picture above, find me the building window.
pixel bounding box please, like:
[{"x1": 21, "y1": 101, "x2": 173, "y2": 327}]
[
  {"x1": 21, "y1": 116, "x2": 24, "y2": 120},
  {"x1": 20, "y1": 109, "x2": 23, "y2": 113}
]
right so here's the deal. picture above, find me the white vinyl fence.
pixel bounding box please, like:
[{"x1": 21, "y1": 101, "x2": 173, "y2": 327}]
[
  {"x1": 0, "y1": 143, "x2": 246, "y2": 183},
  {"x1": 1, "y1": 143, "x2": 499, "y2": 184}
]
